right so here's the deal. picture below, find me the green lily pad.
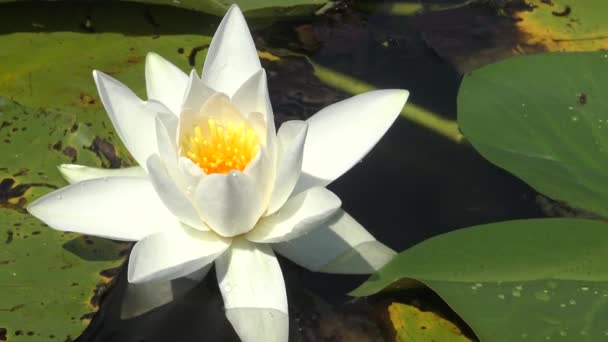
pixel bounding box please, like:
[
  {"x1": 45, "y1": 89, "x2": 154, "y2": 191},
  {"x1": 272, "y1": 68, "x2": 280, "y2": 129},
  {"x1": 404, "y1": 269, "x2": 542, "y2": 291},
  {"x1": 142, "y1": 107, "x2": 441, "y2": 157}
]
[
  {"x1": 0, "y1": 2, "x2": 223, "y2": 339},
  {"x1": 458, "y1": 51, "x2": 608, "y2": 217},
  {"x1": 0, "y1": 0, "x2": 327, "y2": 17},
  {"x1": 352, "y1": 218, "x2": 608, "y2": 342},
  {"x1": 388, "y1": 303, "x2": 472, "y2": 342},
  {"x1": 0, "y1": 98, "x2": 130, "y2": 341},
  {"x1": 515, "y1": 0, "x2": 608, "y2": 52},
  {"x1": 0, "y1": 1, "x2": 214, "y2": 114}
]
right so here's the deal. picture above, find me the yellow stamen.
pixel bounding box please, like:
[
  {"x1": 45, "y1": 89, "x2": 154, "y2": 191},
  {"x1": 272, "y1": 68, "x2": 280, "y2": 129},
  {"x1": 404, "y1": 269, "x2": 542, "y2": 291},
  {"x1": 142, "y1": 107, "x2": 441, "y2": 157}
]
[{"x1": 181, "y1": 118, "x2": 259, "y2": 174}]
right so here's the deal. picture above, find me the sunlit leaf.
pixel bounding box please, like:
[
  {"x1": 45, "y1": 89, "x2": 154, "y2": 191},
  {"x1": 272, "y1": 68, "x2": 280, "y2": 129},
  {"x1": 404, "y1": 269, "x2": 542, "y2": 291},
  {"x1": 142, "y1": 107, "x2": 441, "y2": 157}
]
[
  {"x1": 388, "y1": 303, "x2": 472, "y2": 342},
  {"x1": 458, "y1": 51, "x2": 608, "y2": 217},
  {"x1": 516, "y1": 0, "x2": 608, "y2": 52},
  {"x1": 352, "y1": 219, "x2": 608, "y2": 342},
  {"x1": 0, "y1": 98, "x2": 129, "y2": 341},
  {"x1": 0, "y1": 0, "x2": 327, "y2": 17}
]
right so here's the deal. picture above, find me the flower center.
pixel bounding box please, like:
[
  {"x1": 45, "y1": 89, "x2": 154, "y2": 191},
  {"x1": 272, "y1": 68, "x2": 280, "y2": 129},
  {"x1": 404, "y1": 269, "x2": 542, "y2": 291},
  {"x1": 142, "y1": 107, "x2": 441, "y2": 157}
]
[{"x1": 181, "y1": 118, "x2": 259, "y2": 174}]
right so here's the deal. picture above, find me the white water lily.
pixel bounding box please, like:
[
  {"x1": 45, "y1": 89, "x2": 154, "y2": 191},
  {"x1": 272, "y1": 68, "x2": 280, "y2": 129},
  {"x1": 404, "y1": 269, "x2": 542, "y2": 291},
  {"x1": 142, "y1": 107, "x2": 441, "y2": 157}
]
[{"x1": 28, "y1": 4, "x2": 408, "y2": 342}]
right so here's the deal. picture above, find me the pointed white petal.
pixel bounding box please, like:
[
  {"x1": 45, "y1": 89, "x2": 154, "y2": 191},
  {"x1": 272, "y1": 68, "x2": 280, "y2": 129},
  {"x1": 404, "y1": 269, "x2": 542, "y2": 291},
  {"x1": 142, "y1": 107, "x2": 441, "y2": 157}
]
[
  {"x1": 155, "y1": 112, "x2": 179, "y2": 167},
  {"x1": 120, "y1": 273, "x2": 202, "y2": 319},
  {"x1": 128, "y1": 227, "x2": 230, "y2": 283},
  {"x1": 178, "y1": 157, "x2": 206, "y2": 185},
  {"x1": 273, "y1": 210, "x2": 396, "y2": 274},
  {"x1": 247, "y1": 187, "x2": 340, "y2": 243},
  {"x1": 298, "y1": 90, "x2": 409, "y2": 190},
  {"x1": 201, "y1": 4, "x2": 261, "y2": 97},
  {"x1": 145, "y1": 52, "x2": 188, "y2": 116},
  {"x1": 231, "y1": 69, "x2": 275, "y2": 134},
  {"x1": 93, "y1": 70, "x2": 171, "y2": 168},
  {"x1": 179, "y1": 70, "x2": 214, "y2": 115},
  {"x1": 215, "y1": 239, "x2": 287, "y2": 317},
  {"x1": 146, "y1": 154, "x2": 207, "y2": 231},
  {"x1": 27, "y1": 177, "x2": 180, "y2": 241},
  {"x1": 226, "y1": 308, "x2": 289, "y2": 342},
  {"x1": 58, "y1": 164, "x2": 146, "y2": 184},
  {"x1": 184, "y1": 264, "x2": 212, "y2": 281},
  {"x1": 266, "y1": 121, "x2": 307, "y2": 215},
  {"x1": 194, "y1": 171, "x2": 264, "y2": 237}
]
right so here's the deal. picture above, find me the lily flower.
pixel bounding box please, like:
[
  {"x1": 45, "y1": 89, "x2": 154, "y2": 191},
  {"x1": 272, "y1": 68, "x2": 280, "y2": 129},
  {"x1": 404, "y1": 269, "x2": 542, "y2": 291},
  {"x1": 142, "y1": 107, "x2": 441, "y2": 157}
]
[{"x1": 28, "y1": 4, "x2": 408, "y2": 342}]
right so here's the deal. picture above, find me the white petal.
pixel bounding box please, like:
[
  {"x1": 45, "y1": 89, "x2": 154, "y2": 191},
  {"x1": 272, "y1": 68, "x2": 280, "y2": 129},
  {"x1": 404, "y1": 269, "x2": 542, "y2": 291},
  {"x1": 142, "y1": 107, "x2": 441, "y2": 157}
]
[
  {"x1": 146, "y1": 154, "x2": 207, "y2": 231},
  {"x1": 266, "y1": 121, "x2": 307, "y2": 215},
  {"x1": 178, "y1": 157, "x2": 206, "y2": 185},
  {"x1": 297, "y1": 90, "x2": 409, "y2": 191},
  {"x1": 179, "y1": 70, "x2": 214, "y2": 115},
  {"x1": 246, "y1": 187, "x2": 340, "y2": 243},
  {"x1": 201, "y1": 4, "x2": 261, "y2": 97},
  {"x1": 58, "y1": 164, "x2": 146, "y2": 184},
  {"x1": 194, "y1": 171, "x2": 264, "y2": 237},
  {"x1": 128, "y1": 227, "x2": 230, "y2": 283},
  {"x1": 226, "y1": 308, "x2": 289, "y2": 342},
  {"x1": 145, "y1": 52, "x2": 188, "y2": 116},
  {"x1": 93, "y1": 70, "x2": 171, "y2": 168},
  {"x1": 27, "y1": 177, "x2": 180, "y2": 241},
  {"x1": 155, "y1": 112, "x2": 179, "y2": 167},
  {"x1": 184, "y1": 264, "x2": 212, "y2": 281},
  {"x1": 231, "y1": 69, "x2": 275, "y2": 134},
  {"x1": 215, "y1": 239, "x2": 287, "y2": 317},
  {"x1": 120, "y1": 272, "x2": 203, "y2": 319},
  {"x1": 273, "y1": 210, "x2": 396, "y2": 274}
]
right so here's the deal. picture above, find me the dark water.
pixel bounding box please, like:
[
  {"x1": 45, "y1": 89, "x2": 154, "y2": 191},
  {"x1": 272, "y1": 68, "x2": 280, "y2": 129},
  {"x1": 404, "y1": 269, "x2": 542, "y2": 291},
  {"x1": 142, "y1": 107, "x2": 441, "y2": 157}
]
[{"x1": 75, "y1": 1, "x2": 546, "y2": 341}]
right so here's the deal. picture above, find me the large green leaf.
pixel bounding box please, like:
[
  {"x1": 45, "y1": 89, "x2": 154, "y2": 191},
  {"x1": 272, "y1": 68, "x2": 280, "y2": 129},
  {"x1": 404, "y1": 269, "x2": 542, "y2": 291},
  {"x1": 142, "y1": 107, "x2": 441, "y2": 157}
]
[
  {"x1": 458, "y1": 51, "x2": 608, "y2": 217},
  {"x1": 0, "y1": 0, "x2": 327, "y2": 17},
  {"x1": 0, "y1": 98, "x2": 130, "y2": 341},
  {"x1": 352, "y1": 219, "x2": 608, "y2": 341}
]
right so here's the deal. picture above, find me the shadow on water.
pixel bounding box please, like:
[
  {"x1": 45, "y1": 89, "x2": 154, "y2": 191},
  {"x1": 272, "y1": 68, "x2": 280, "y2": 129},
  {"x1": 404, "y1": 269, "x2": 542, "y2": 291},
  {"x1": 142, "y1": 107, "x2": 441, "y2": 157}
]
[{"x1": 1, "y1": 0, "x2": 545, "y2": 340}]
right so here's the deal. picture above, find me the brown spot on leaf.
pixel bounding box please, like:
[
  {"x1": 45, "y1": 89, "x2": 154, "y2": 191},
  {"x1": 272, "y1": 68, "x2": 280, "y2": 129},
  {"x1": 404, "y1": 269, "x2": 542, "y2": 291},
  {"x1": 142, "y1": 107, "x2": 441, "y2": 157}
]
[
  {"x1": 52, "y1": 141, "x2": 62, "y2": 151},
  {"x1": 85, "y1": 136, "x2": 122, "y2": 168},
  {"x1": 62, "y1": 146, "x2": 78, "y2": 163},
  {"x1": 127, "y1": 55, "x2": 144, "y2": 64},
  {"x1": 578, "y1": 93, "x2": 587, "y2": 105},
  {"x1": 551, "y1": 5, "x2": 571, "y2": 17},
  {"x1": 188, "y1": 44, "x2": 210, "y2": 67},
  {"x1": 0, "y1": 328, "x2": 6, "y2": 341},
  {"x1": 79, "y1": 93, "x2": 96, "y2": 106},
  {"x1": 0, "y1": 177, "x2": 56, "y2": 212},
  {"x1": 70, "y1": 123, "x2": 79, "y2": 133},
  {"x1": 12, "y1": 168, "x2": 28, "y2": 177}
]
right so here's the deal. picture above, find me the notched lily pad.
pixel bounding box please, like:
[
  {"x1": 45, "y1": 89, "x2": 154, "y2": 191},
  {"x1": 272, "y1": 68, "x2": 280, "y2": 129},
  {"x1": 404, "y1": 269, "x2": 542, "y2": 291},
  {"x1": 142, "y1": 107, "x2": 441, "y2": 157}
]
[{"x1": 0, "y1": 99, "x2": 129, "y2": 340}]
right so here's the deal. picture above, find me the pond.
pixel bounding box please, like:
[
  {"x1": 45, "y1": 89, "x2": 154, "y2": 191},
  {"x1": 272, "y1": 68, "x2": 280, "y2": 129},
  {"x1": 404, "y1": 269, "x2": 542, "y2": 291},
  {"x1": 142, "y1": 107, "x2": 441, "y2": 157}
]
[{"x1": 1, "y1": 0, "x2": 607, "y2": 341}]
